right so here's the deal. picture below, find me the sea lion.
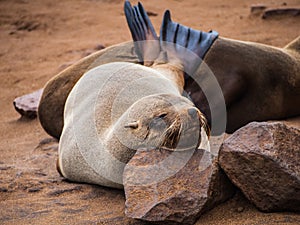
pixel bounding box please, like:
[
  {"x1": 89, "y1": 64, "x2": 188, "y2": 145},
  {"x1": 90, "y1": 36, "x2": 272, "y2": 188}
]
[
  {"x1": 189, "y1": 36, "x2": 300, "y2": 133},
  {"x1": 37, "y1": 2, "x2": 219, "y2": 139},
  {"x1": 38, "y1": 1, "x2": 300, "y2": 138},
  {"x1": 38, "y1": 42, "x2": 139, "y2": 139},
  {"x1": 58, "y1": 62, "x2": 208, "y2": 188},
  {"x1": 125, "y1": 1, "x2": 300, "y2": 134}
]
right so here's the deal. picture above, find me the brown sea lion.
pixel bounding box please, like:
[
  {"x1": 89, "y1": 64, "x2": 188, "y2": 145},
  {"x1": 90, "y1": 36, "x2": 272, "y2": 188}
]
[
  {"x1": 58, "y1": 62, "x2": 208, "y2": 188},
  {"x1": 125, "y1": 1, "x2": 300, "y2": 134},
  {"x1": 38, "y1": 1, "x2": 300, "y2": 138},
  {"x1": 187, "y1": 37, "x2": 300, "y2": 133}
]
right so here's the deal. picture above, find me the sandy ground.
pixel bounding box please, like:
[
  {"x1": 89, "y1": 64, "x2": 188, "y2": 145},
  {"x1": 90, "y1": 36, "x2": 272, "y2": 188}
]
[{"x1": 0, "y1": 0, "x2": 300, "y2": 224}]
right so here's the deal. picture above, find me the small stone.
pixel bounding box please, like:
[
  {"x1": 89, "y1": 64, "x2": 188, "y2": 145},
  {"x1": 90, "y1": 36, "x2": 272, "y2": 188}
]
[
  {"x1": 38, "y1": 138, "x2": 58, "y2": 145},
  {"x1": 16, "y1": 171, "x2": 23, "y2": 177},
  {"x1": 124, "y1": 148, "x2": 235, "y2": 224},
  {"x1": 146, "y1": 11, "x2": 158, "y2": 17},
  {"x1": 28, "y1": 187, "x2": 42, "y2": 193},
  {"x1": 62, "y1": 205, "x2": 88, "y2": 214},
  {"x1": 13, "y1": 89, "x2": 43, "y2": 119},
  {"x1": 13, "y1": 19, "x2": 41, "y2": 31},
  {"x1": 47, "y1": 185, "x2": 83, "y2": 196},
  {"x1": 0, "y1": 165, "x2": 13, "y2": 171},
  {"x1": 250, "y1": 4, "x2": 267, "y2": 15},
  {"x1": 219, "y1": 122, "x2": 300, "y2": 212},
  {"x1": 58, "y1": 61, "x2": 76, "y2": 72},
  {"x1": 82, "y1": 44, "x2": 105, "y2": 57},
  {"x1": 94, "y1": 44, "x2": 105, "y2": 51},
  {"x1": 262, "y1": 8, "x2": 300, "y2": 19},
  {"x1": 0, "y1": 187, "x2": 8, "y2": 192}
]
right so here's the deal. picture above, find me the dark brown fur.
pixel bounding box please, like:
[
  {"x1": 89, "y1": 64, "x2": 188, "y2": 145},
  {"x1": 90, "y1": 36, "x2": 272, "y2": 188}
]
[{"x1": 185, "y1": 36, "x2": 300, "y2": 133}]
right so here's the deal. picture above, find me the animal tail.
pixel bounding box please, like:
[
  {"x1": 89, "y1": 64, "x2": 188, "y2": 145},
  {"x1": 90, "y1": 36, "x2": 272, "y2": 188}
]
[
  {"x1": 124, "y1": 1, "x2": 160, "y2": 64},
  {"x1": 160, "y1": 10, "x2": 219, "y2": 73}
]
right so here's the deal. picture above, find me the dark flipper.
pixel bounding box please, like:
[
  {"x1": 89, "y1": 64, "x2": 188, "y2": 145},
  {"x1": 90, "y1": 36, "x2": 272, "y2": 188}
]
[
  {"x1": 124, "y1": 1, "x2": 160, "y2": 64},
  {"x1": 160, "y1": 10, "x2": 219, "y2": 73}
]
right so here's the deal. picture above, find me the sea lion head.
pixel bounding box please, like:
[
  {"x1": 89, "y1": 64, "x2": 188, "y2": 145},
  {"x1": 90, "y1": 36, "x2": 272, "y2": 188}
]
[{"x1": 119, "y1": 93, "x2": 209, "y2": 152}]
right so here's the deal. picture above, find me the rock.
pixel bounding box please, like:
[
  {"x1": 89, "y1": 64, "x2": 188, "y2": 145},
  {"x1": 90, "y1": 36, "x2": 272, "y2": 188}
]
[
  {"x1": 36, "y1": 138, "x2": 58, "y2": 151},
  {"x1": 13, "y1": 89, "x2": 43, "y2": 119},
  {"x1": 0, "y1": 187, "x2": 8, "y2": 192},
  {"x1": 146, "y1": 11, "x2": 158, "y2": 17},
  {"x1": 262, "y1": 8, "x2": 300, "y2": 19},
  {"x1": 94, "y1": 44, "x2": 105, "y2": 51},
  {"x1": 13, "y1": 19, "x2": 41, "y2": 31},
  {"x1": 27, "y1": 187, "x2": 43, "y2": 193},
  {"x1": 123, "y1": 148, "x2": 235, "y2": 225},
  {"x1": 250, "y1": 4, "x2": 267, "y2": 15},
  {"x1": 58, "y1": 61, "x2": 76, "y2": 72},
  {"x1": 81, "y1": 44, "x2": 106, "y2": 57},
  {"x1": 219, "y1": 122, "x2": 300, "y2": 212},
  {"x1": 47, "y1": 185, "x2": 83, "y2": 196}
]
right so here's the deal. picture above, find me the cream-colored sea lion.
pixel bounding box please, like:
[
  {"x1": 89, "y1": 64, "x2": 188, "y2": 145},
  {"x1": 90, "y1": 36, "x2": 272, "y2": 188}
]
[
  {"x1": 38, "y1": 42, "x2": 139, "y2": 139},
  {"x1": 58, "y1": 62, "x2": 208, "y2": 188},
  {"x1": 38, "y1": 1, "x2": 300, "y2": 138}
]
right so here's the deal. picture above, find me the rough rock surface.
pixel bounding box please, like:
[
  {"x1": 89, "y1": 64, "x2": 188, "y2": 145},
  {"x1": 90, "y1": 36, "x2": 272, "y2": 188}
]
[
  {"x1": 13, "y1": 89, "x2": 43, "y2": 119},
  {"x1": 123, "y1": 148, "x2": 235, "y2": 224},
  {"x1": 219, "y1": 122, "x2": 300, "y2": 212}
]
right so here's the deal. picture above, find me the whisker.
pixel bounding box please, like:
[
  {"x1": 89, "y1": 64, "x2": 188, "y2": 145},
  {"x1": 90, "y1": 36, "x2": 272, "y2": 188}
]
[{"x1": 159, "y1": 116, "x2": 182, "y2": 149}]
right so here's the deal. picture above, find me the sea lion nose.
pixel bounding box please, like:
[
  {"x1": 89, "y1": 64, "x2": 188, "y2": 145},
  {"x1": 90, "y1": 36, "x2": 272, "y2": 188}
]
[{"x1": 188, "y1": 108, "x2": 198, "y2": 118}]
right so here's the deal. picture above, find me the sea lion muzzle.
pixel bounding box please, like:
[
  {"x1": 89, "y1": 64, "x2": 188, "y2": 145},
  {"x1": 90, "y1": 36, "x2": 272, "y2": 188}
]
[{"x1": 148, "y1": 107, "x2": 209, "y2": 152}]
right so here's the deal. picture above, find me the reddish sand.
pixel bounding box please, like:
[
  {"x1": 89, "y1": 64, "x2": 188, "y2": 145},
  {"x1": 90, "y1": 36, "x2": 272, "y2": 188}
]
[{"x1": 0, "y1": 0, "x2": 300, "y2": 224}]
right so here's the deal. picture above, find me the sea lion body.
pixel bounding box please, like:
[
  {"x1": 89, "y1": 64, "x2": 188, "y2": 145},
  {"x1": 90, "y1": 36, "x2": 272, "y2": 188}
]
[
  {"x1": 38, "y1": 42, "x2": 139, "y2": 139},
  {"x1": 58, "y1": 62, "x2": 206, "y2": 188},
  {"x1": 188, "y1": 37, "x2": 300, "y2": 133},
  {"x1": 38, "y1": 1, "x2": 300, "y2": 138},
  {"x1": 39, "y1": 36, "x2": 300, "y2": 137}
]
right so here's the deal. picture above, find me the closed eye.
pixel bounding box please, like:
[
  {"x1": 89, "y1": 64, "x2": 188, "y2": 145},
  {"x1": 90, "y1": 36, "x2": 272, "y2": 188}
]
[
  {"x1": 158, "y1": 113, "x2": 167, "y2": 118},
  {"x1": 150, "y1": 113, "x2": 168, "y2": 128}
]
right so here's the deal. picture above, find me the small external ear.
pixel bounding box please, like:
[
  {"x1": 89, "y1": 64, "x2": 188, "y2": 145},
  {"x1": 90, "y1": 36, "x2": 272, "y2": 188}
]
[{"x1": 124, "y1": 121, "x2": 139, "y2": 129}]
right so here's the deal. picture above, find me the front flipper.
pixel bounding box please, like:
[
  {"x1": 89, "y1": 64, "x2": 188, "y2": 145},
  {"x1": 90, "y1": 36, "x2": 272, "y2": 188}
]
[
  {"x1": 124, "y1": 1, "x2": 160, "y2": 64},
  {"x1": 160, "y1": 10, "x2": 219, "y2": 74}
]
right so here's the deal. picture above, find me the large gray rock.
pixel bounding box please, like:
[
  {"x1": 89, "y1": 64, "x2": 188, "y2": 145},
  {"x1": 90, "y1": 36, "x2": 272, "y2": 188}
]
[
  {"x1": 123, "y1": 148, "x2": 235, "y2": 225},
  {"x1": 219, "y1": 122, "x2": 300, "y2": 212}
]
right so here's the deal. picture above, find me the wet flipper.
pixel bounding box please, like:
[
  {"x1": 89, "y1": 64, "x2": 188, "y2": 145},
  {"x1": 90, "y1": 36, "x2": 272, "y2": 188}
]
[
  {"x1": 160, "y1": 10, "x2": 219, "y2": 74},
  {"x1": 124, "y1": 1, "x2": 160, "y2": 64}
]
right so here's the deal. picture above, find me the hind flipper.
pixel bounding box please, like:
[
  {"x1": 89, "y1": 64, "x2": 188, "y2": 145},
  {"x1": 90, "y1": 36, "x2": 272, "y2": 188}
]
[
  {"x1": 124, "y1": 1, "x2": 160, "y2": 64},
  {"x1": 160, "y1": 10, "x2": 218, "y2": 73}
]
